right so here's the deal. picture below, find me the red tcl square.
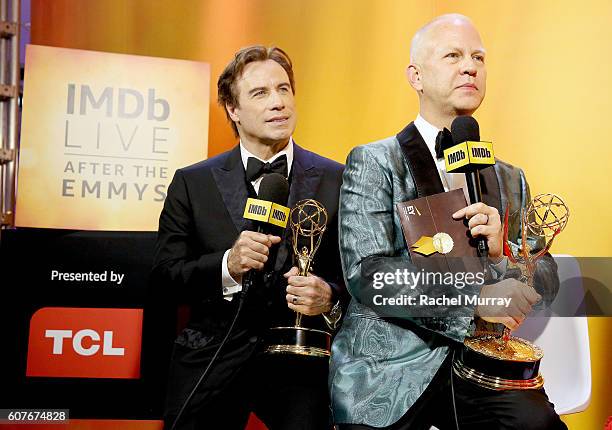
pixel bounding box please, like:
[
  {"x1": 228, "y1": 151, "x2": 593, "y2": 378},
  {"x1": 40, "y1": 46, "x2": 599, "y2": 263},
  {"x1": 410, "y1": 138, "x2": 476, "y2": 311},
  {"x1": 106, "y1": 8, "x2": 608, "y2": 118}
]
[{"x1": 26, "y1": 307, "x2": 143, "y2": 379}]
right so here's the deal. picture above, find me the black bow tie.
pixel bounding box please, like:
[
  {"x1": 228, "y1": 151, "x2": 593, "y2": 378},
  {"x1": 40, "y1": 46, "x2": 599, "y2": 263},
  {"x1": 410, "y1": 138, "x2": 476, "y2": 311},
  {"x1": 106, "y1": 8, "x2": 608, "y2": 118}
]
[
  {"x1": 245, "y1": 154, "x2": 288, "y2": 182},
  {"x1": 435, "y1": 128, "x2": 453, "y2": 159}
]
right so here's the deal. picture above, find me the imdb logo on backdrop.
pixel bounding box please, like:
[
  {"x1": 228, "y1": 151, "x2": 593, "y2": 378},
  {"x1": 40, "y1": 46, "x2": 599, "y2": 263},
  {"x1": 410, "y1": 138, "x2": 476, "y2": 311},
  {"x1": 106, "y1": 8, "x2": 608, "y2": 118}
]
[{"x1": 16, "y1": 45, "x2": 210, "y2": 231}]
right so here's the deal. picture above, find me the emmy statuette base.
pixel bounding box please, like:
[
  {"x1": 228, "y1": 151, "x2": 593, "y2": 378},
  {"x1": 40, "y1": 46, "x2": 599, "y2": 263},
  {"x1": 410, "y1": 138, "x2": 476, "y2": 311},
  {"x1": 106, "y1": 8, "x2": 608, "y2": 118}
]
[
  {"x1": 264, "y1": 326, "x2": 331, "y2": 358},
  {"x1": 453, "y1": 335, "x2": 544, "y2": 391}
]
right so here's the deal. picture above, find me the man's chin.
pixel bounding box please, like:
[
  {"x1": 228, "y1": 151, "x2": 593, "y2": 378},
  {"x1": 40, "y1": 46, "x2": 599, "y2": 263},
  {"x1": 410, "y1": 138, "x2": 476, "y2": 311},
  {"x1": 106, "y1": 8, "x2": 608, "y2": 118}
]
[
  {"x1": 453, "y1": 100, "x2": 483, "y2": 116},
  {"x1": 260, "y1": 133, "x2": 292, "y2": 147},
  {"x1": 266, "y1": 127, "x2": 294, "y2": 142}
]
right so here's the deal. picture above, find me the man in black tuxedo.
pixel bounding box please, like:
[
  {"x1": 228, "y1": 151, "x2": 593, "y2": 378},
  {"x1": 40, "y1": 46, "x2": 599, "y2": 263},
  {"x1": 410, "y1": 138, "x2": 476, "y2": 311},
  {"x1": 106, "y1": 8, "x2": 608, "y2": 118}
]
[{"x1": 152, "y1": 45, "x2": 345, "y2": 430}]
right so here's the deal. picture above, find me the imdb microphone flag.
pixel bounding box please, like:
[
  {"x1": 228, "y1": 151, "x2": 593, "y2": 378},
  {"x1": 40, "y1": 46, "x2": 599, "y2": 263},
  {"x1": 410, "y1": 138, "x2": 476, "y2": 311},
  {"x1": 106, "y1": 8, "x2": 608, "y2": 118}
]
[
  {"x1": 243, "y1": 198, "x2": 289, "y2": 228},
  {"x1": 16, "y1": 45, "x2": 210, "y2": 231},
  {"x1": 443, "y1": 140, "x2": 494, "y2": 173}
]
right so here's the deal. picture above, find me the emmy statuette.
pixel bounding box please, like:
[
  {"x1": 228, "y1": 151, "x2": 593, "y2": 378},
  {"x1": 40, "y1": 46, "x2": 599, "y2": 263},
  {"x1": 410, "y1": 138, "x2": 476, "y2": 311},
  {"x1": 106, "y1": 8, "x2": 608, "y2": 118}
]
[
  {"x1": 453, "y1": 193, "x2": 570, "y2": 390},
  {"x1": 265, "y1": 199, "x2": 333, "y2": 358}
]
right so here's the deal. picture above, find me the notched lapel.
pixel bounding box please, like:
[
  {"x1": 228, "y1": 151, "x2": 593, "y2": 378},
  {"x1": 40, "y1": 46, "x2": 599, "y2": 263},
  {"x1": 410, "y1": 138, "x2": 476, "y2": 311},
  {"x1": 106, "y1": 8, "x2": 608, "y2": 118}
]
[{"x1": 211, "y1": 146, "x2": 249, "y2": 233}]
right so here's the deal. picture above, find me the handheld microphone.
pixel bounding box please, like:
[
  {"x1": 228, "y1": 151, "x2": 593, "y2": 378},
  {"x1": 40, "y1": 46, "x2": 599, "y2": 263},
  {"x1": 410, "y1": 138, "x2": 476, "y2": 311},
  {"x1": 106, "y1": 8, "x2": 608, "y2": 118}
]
[
  {"x1": 243, "y1": 173, "x2": 290, "y2": 235},
  {"x1": 241, "y1": 173, "x2": 290, "y2": 294},
  {"x1": 443, "y1": 116, "x2": 496, "y2": 258}
]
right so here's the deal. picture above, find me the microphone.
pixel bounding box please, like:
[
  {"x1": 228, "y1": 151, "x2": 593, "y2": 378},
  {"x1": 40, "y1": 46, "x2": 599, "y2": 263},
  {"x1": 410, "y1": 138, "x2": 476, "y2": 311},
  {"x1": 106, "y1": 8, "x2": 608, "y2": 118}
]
[
  {"x1": 442, "y1": 116, "x2": 495, "y2": 258},
  {"x1": 241, "y1": 173, "x2": 290, "y2": 294},
  {"x1": 244, "y1": 173, "x2": 290, "y2": 233}
]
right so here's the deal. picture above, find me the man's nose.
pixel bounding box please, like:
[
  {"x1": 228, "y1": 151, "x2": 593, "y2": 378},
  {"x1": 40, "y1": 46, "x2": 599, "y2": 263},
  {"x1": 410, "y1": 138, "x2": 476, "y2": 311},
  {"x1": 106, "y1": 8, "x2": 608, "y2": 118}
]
[
  {"x1": 268, "y1": 90, "x2": 285, "y2": 110},
  {"x1": 460, "y1": 58, "x2": 478, "y2": 76}
]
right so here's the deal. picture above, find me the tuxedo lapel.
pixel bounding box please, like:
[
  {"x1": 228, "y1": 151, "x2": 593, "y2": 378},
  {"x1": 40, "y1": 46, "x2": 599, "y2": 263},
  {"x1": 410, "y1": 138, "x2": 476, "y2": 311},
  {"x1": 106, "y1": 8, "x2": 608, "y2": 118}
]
[
  {"x1": 211, "y1": 145, "x2": 250, "y2": 233},
  {"x1": 287, "y1": 144, "x2": 321, "y2": 208},
  {"x1": 275, "y1": 144, "x2": 323, "y2": 271},
  {"x1": 396, "y1": 122, "x2": 502, "y2": 212},
  {"x1": 396, "y1": 122, "x2": 445, "y2": 198},
  {"x1": 480, "y1": 165, "x2": 502, "y2": 214}
]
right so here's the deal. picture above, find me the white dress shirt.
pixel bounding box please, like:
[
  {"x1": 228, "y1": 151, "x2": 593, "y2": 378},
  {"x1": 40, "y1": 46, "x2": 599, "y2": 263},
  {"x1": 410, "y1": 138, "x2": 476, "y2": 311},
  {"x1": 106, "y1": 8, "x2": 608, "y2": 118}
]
[{"x1": 221, "y1": 138, "x2": 295, "y2": 300}]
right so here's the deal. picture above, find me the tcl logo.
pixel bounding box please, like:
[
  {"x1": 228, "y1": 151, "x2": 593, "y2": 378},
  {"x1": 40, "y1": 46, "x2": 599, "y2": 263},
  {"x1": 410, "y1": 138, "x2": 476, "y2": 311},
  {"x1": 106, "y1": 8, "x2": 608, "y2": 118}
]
[
  {"x1": 45, "y1": 329, "x2": 125, "y2": 356},
  {"x1": 26, "y1": 307, "x2": 143, "y2": 379}
]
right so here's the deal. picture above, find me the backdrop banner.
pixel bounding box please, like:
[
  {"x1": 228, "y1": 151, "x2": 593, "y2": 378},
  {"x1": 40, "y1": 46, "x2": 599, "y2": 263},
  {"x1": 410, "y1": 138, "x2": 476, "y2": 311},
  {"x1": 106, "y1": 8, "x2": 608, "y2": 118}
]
[{"x1": 16, "y1": 45, "x2": 209, "y2": 231}]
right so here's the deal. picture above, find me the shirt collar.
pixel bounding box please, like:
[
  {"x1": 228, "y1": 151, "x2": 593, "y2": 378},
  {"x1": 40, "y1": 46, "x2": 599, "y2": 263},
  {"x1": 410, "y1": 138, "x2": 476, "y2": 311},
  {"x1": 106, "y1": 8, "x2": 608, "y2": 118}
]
[
  {"x1": 413, "y1": 114, "x2": 440, "y2": 162},
  {"x1": 239, "y1": 137, "x2": 294, "y2": 177}
]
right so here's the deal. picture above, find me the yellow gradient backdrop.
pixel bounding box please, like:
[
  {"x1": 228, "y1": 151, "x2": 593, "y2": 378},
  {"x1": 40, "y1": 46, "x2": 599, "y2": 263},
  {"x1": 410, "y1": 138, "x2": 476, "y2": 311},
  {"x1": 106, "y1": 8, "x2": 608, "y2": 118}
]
[{"x1": 31, "y1": 1, "x2": 611, "y2": 428}]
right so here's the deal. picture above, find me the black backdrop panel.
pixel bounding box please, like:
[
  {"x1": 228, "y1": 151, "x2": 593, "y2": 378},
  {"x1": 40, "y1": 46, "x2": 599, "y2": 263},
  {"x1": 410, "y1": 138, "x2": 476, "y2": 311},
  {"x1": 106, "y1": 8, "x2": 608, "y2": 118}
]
[{"x1": 0, "y1": 228, "x2": 176, "y2": 419}]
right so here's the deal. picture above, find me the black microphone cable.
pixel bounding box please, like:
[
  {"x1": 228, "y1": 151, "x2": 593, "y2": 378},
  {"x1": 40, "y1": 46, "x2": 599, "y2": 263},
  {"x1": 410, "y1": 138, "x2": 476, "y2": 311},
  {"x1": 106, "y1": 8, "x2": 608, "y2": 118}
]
[
  {"x1": 169, "y1": 173, "x2": 289, "y2": 430},
  {"x1": 444, "y1": 116, "x2": 497, "y2": 430},
  {"x1": 450, "y1": 347, "x2": 460, "y2": 430},
  {"x1": 169, "y1": 288, "x2": 246, "y2": 430}
]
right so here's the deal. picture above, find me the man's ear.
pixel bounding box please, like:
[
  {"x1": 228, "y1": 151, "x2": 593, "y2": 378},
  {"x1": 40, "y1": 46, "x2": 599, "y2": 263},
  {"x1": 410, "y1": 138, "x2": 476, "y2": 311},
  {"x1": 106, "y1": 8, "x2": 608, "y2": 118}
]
[
  {"x1": 226, "y1": 103, "x2": 239, "y2": 123},
  {"x1": 406, "y1": 64, "x2": 423, "y2": 93}
]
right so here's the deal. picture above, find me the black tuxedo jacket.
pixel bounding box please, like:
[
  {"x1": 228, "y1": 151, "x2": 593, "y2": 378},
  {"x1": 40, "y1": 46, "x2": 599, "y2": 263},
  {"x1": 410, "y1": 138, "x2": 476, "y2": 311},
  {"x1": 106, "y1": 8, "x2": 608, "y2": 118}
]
[{"x1": 152, "y1": 143, "x2": 345, "y2": 412}]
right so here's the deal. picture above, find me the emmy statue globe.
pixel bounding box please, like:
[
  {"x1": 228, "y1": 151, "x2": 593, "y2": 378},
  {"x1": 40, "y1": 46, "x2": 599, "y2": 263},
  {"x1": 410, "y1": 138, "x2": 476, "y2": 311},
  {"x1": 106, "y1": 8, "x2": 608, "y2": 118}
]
[
  {"x1": 453, "y1": 193, "x2": 570, "y2": 389},
  {"x1": 265, "y1": 199, "x2": 332, "y2": 357}
]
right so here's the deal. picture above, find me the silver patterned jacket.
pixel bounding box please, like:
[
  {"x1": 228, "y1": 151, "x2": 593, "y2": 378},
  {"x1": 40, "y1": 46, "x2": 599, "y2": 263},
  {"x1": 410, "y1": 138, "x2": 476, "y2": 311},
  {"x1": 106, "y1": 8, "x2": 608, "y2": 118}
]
[{"x1": 329, "y1": 122, "x2": 559, "y2": 427}]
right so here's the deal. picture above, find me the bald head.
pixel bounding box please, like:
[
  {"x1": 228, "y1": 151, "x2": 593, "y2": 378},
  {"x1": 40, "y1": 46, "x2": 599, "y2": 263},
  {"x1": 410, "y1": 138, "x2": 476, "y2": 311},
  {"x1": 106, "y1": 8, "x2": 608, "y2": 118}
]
[
  {"x1": 406, "y1": 14, "x2": 487, "y2": 130},
  {"x1": 410, "y1": 14, "x2": 480, "y2": 64}
]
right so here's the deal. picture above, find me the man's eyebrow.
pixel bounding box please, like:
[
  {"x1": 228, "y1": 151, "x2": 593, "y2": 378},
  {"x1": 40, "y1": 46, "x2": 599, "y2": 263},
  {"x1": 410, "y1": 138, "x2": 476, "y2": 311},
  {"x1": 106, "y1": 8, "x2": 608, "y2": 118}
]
[
  {"x1": 247, "y1": 86, "x2": 268, "y2": 96},
  {"x1": 247, "y1": 82, "x2": 290, "y2": 95},
  {"x1": 440, "y1": 46, "x2": 487, "y2": 55}
]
